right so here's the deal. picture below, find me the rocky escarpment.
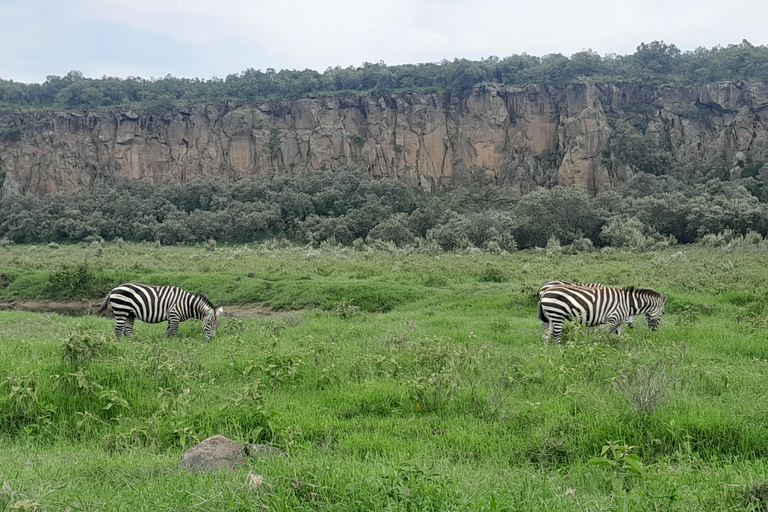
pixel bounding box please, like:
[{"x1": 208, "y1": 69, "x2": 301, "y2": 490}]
[{"x1": 1, "y1": 80, "x2": 767, "y2": 197}]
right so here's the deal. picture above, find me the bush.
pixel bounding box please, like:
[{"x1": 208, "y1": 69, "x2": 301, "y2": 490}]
[
  {"x1": 477, "y1": 262, "x2": 509, "y2": 283},
  {"x1": 45, "y1": 264, "x2": 109, "y2": 300}
]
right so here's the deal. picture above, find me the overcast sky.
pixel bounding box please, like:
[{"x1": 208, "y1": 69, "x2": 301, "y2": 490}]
[{"x1": 2, "y1": 0, "x2": 767, "y2": 84}]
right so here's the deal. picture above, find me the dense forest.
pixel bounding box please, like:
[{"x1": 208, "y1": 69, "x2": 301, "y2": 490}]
[
  {"x1": 1, "y1": 165, "x2": 767, "y2": 251},
  {"x1": 1, "y1": 41, "x2": 768, "y2": 110}
]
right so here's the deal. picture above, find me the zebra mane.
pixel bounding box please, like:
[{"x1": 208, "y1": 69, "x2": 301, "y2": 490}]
[
  {"x1": 194, "y1": 293, "x2": 215, "y2": 311},
  {"x1": 623, "y1": 285, "x2": 662, "y2": 297}
]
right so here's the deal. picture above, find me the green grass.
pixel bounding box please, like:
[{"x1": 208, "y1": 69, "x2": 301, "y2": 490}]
[{"x1": 1, "y1": 243, "x2": 768, "y2": 510}]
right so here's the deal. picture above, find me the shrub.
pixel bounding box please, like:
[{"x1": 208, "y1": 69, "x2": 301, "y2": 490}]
[
  {"x1": 477, "y1": 262, "x2": 509, "y2": 283},
  {"x1": 46, "y1": 264, "x2": 95, "y2": 298},
  {"x1": 613, "y1": 346, "x2": 686, "y2": 415},
  {"x1": 62, "y1": 330, "x2": 111, "y2": 367}
]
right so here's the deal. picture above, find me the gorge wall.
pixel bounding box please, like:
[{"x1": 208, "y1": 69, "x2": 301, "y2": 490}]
[{"x1": 1, "y1": 80, "x2": 767, "y2": 198}]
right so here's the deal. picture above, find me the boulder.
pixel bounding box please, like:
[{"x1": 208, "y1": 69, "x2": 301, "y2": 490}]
[{"x1": 178, "y1": 435, "x2": 247, "y2": 472}]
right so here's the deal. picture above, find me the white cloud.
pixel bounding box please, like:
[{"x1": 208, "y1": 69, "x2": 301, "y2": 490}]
[{"x1": 3, "y1": 0, "x2": 768, "y2": 82}]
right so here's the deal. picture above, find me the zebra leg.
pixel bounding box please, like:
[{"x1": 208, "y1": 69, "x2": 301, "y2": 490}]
[
  {"x1": 550, "y1": 320, "x2": 564, "y2": 344},
  {"x1": 123, "y1": 317, "x2": 135, "y2": 338},
  {"x1": 114, "y1": 318, "x2": 124, "y2": 339},
  {"x1": 626, "y1": 315, "x2": 635, "y2": 329},
  {"x1": 166, "y1": 316, "x2": 180, "y2": 336}
]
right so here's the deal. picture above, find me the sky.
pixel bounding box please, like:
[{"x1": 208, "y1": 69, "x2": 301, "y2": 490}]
[{"x1": 2, "y1": 0, "x2": 767, "y2": 84}]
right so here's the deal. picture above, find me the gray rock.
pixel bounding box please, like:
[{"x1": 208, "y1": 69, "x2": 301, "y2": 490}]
[
  {"x1": 178, "y1": 435, "x2": 247, "y2": 472},
  {"x1": 244, "y1": 443, "x2": 287, "y2": 457}
]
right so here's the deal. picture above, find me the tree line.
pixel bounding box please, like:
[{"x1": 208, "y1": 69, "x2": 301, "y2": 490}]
[
  {"x1": 1, "y1": 41, "x2": 768, "y2": 111},
  {"x1": 1, "y1": 164, "x2": 767, "y2": 251}
]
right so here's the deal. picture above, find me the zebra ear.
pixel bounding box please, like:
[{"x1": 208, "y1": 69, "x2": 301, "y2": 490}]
[
  {"x1": 662, "y1": 293, "x2": 668, "y2": 302},
  {"x1": 216, "y1": 306, "x2": 224, "y2": 315}
]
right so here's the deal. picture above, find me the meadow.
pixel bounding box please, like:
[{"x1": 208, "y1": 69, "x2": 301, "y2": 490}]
[{"x1": 1, "y1": 241, "x2": 768, "y2": 511}]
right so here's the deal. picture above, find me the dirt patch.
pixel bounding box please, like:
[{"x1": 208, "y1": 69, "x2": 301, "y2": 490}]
[
  {"x1": 220, "y1": 305, "x2": 280, "y2": 318},
  {"x1": 0, "y1": 301, "x2": 281, "y2": 318},
  {"x1": 0, "y1": 301, "x2": 100, "y2": 316}
]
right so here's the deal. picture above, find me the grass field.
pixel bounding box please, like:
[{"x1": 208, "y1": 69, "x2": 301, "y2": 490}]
[{"x1": 1, "y1": 242, "x2": 768, "y2": 511}]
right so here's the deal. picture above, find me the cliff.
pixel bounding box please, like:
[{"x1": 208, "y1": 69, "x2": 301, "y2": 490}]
[{"x1": 1, "y1": 80, "x2": 767, "y2": 197}]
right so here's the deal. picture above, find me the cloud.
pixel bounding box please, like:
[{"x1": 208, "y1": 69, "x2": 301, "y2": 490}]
[{"x1": 3, "y1": 0, "x2": 768, "y2": 82}]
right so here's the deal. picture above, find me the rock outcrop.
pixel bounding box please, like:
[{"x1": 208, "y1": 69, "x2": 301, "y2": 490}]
[
  {"x1": 1, "y1": 80, "x2": 767, "y2": 197},
  {"x1": 178, "y1": 434, "x2": 247, "y2": 472}
]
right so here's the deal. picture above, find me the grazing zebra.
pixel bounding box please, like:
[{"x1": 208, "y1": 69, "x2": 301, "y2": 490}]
[
  {"x1": 538, "y1": 284, "x2": 667, "y2": 344},
  {"x1": 537, "y1": 280, "x2": 636, "y2": 328},
  {"x1": 98, "y1": 283, "x2": 223, "y2": 340}
]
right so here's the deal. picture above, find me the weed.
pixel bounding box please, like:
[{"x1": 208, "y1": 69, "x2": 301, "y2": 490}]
[
  {"x1": 406, "y1": 370, "x2": 459, "y2": 412},
  {"x1": 0, "y1": 373, "x2": 38, "y2": 421},
  {"x1": 587, "y1": 440, "x2": 645, "y2": 492},
  {"x1": 332, "y1": 298, "x2": 362, "y2": 319},
  {"x1": 613, "y1": 345, "x2": 686, "y2": 415},
  {"x1": 264, "y1": 351, "x2": 306, "y2": 387},
  {"x1": 477, "y1": 262, "x2": 508, "y2": 283},
  {"x1": 61, "y1": 330, "x2": 111, "y2": 367},
  {"x1": 52, "y1": 370, "x2": 102, "y2": 396},
  {"x1": 102, "y1": 424, "x2": 158, "y2": 452}
]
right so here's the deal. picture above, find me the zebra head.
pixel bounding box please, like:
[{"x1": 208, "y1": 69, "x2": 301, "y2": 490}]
[
  {"x1": 203, "y1": 306, "x2": 224, "y2": 340},
  {"x1": 644, "y1": 292, "x2": 668, "y2": 331}
]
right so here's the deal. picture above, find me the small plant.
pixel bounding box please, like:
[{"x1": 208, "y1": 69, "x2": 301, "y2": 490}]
[
  {"x1": 102, "y1": 425, "x2": 158, "y2": 452},
  {"x1": 613, "y1": 345, "x2": 686, "y2": 415},
  {"x1": 587, "y1": 440, "x2": 645, "y2": 492},
  {"x1": 204, "y1": 238, "x2": 217, "y2": 252},
  {"x1": 569, "y1": 236, "x2": 595, "y2": 254},
  {"x1": 97, "y1": 388, "x2": 130, "y2": 417},
  {"x1": 264, "y1": 351, "x2": 306, "y2": 388},
  {"x1": 406, "y1": 370, "x2": 459, "y2": 412},
  {"x1": 52, "y1": 370, "x2": 102, "y2": 396},
  {"x1": 332, "y1": 298, "x2": 361, "y2": 319},
  {"x1": 61, "y1": 330, "x2": 111, "y2": 367},
  {"x1": 84, "y1": 235, "x2": 104, "y2": 246},
  {"x1": 545, "y1": 235, "x2": 563, "y2": 255},
  {"x1": 477, "y1": 262, "x2": 508, "y2": 283},
  {"x1": 1, "y1": 373, "x2": 39, "y2": 419}
]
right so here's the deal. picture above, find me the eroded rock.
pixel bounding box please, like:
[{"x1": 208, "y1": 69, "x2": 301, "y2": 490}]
[{"x1": 178, "y1": 435, "x2": 247, "y2": 472}]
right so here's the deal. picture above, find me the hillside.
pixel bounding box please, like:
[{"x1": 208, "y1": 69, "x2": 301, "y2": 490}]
[{"x1": 1, "y1": 79, "x2": 767, "y2": 198}]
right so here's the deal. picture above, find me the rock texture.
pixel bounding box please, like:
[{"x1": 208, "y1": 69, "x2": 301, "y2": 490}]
[
  {"x1": 2, "y1": 80, "x2": 768, "y2": 197},
  {"x1": 178, "y1": 434, "x2": 247, "y2": 472}
]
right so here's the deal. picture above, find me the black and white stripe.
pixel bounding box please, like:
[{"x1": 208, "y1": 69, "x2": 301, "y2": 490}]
[
  {"x1": 538, "y1": 284, "x2": 667, "y2": 344},
  {"x1": 538, "y1": 280, "x2": 636, "y2": 328},
  {"x1": 98, "y1": 283, "x2": 223, "y2": 340}
]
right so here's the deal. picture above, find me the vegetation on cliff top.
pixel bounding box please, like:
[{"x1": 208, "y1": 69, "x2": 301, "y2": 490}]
[{"x1": 1, "y1": 40, "x2": 767, "y2": 110}]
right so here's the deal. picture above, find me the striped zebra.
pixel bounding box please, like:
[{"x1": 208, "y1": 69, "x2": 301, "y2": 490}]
[
  {"x1": 98, "y1": 283, "x2": 223, "y2": 340},
  {"x1": 537, "y1": 280, "x2": 636, "y2": 328},
  {"x1": 538, "y1": 284, "x2": 667, "y2": 344}
]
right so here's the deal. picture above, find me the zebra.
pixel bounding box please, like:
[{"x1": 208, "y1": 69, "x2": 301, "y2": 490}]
[
  {"x1": 538, "y1": 284, "x2": 667, "y2": 344},
  {"x1": 97, "y1": 283, "x2": 223, "y2": 341},
  {"x1": 537, "y1": 280, "x2": 636, "y2": 329}
]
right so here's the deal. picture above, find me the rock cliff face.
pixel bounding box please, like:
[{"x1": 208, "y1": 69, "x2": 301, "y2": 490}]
[{"x1": 1, "y1": 80, "x2": 767, "y2": 197}]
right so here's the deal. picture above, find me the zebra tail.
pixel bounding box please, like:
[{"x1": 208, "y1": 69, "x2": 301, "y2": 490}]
[
  {"x1": 95, "y1": 295, "x2": 111, "y2": 316},
  {"x1": 537, "y1": 300, "x2": 548, "y2": 323}
]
